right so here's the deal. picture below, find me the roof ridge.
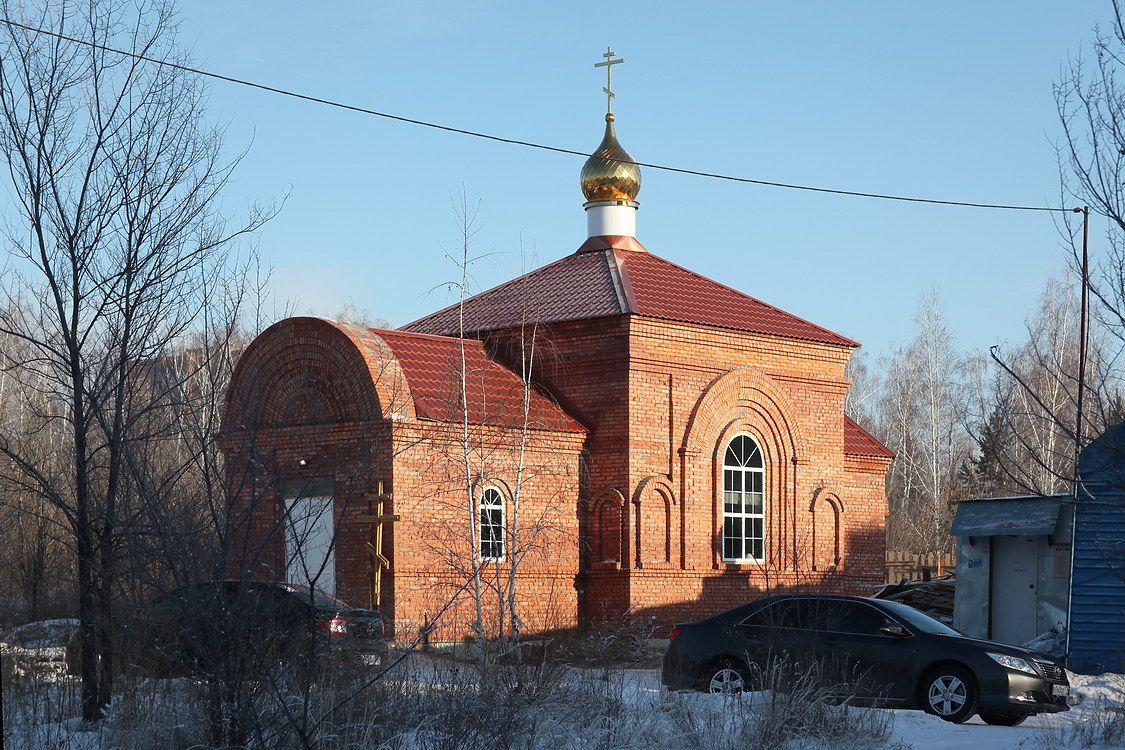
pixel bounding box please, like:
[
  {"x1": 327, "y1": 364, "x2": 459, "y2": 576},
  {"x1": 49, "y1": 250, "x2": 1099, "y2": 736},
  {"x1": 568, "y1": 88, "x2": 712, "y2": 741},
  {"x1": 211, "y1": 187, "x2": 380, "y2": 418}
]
[
  {"x1": 627, "y1": 252, "x2": 859, "y2": 347},
  {"x1": 609, "y1": 248, "x2": 638, "y2": 312},
  {"x1": 370, "y1": 326, "x2": 479, "y2": 346}
]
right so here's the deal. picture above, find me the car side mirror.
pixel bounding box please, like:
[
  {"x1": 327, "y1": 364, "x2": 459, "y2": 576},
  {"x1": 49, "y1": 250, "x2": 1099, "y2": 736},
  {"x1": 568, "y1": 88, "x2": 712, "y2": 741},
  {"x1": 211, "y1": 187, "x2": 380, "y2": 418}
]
[{"x1": 880, "y1": 624, "x2": 908, "y2": 638}]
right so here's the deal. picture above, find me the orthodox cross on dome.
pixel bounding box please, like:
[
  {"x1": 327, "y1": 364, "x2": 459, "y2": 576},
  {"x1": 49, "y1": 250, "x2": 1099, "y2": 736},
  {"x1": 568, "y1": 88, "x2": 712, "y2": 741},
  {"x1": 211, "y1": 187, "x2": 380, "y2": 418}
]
[{"x1": 594, "y1": 46, "x2": 624, "y2": 115}]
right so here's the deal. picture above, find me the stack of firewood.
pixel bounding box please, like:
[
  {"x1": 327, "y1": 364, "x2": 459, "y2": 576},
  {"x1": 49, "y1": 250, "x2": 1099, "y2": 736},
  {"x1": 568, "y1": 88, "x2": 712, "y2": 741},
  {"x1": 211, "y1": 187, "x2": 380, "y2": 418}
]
[{"x1": 872, "y1": 576, "x2": 955, "y2": 623}]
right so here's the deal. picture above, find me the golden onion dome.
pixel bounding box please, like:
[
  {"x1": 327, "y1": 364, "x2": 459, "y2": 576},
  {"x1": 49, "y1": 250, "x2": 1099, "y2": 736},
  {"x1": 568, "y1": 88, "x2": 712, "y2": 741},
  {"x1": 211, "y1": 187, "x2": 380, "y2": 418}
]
[{"x1": 580, "y1": 113, "x2": 641, "y2": 203}]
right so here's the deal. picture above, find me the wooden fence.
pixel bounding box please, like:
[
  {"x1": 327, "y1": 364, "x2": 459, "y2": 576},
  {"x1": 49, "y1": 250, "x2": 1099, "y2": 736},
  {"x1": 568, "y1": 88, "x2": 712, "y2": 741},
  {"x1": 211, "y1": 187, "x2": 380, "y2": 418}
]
[{"x1": 885, "y1": 551, "x2": 955, "y2": 583}]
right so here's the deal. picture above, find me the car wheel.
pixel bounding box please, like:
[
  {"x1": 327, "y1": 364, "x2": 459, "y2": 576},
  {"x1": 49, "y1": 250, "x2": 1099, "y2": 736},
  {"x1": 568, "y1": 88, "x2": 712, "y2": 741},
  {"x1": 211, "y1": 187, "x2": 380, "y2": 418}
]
[
  {"x1": 704, "y1": 661, "x2": 748, "y2": 695},
  {"x1": 979, "y1": 711, "x2": 1028, "y2": 726},
  {"x1": 920, "y1": 665, "x2": 978, "y2": 724}
]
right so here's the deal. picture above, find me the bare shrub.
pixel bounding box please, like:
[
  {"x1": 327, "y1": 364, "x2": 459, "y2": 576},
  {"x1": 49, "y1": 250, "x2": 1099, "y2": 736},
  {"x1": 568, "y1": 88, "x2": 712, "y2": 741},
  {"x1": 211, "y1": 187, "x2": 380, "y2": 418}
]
[
  {"x1": 2, "y1": 655, "x2": 82, "y2": 749},
  {"x1": 1032, "y1": 671, "x2": 1125, "y2": 749},
  {"x1": 549, "y1": 616, "x2": 660, "y2": 666},
  {"x1": 736, "y1": 654, "x2": 896, "y2": 750},
  {"x1": 5, "y1": 641, "x2": 899, "y2": 750},
  {"x1": 260, "y1": 650, "x2": 896, "y2": 750},
  {"x1": 1067, "y1": 699, "x2": 1125, "y2": 747},
  {"x1": 305, "y1": 658, "x2": 536, "y2": 750},
  {"x1": 2, "y1": 666, "x2": 209, "y2": 750}
]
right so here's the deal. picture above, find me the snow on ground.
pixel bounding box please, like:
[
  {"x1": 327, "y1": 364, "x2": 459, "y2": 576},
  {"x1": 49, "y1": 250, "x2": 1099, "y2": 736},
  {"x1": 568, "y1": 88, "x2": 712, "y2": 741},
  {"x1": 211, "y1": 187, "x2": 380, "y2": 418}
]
[
  {"x1": 871, "y1": 670, "x2": 1124, "y2": 749},
  {"x1": 892, "y1": 711, "x2": 1044, "y2": 750},
  {"x1": 3, "y1": 633, "x2": 1123, "y2": 749},
  {"x1": 606, "y1": 667, "x2": 1125, "y2": 750}
]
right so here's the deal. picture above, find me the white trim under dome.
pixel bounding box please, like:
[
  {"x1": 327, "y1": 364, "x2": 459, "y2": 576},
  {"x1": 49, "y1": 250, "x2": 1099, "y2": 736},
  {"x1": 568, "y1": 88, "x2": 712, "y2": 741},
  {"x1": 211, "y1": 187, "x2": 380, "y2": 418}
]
[{"x1": 585, "y1": 199, "x2": 638, "y2": 238}]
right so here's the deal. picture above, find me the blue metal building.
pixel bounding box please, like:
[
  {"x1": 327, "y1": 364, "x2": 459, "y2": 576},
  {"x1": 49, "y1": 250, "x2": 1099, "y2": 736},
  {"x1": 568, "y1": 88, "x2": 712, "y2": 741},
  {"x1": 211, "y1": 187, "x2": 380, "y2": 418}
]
[{"x1": 1071, "y1": 423, "x2": 1125, "y2": 674}]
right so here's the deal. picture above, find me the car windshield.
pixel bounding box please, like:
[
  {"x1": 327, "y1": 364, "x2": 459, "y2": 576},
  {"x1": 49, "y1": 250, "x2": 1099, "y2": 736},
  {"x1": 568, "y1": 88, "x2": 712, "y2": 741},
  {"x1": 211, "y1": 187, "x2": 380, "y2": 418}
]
[{"x1": 876, "y1": 599, "x2": 961, "y2": 636}]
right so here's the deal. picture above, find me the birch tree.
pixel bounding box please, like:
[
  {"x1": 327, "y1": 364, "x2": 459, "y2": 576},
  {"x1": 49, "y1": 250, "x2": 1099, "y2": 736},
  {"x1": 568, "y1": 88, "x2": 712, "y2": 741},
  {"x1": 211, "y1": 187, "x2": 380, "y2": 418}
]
[
  {"x1": 844, "y1": 349, "x2": 878, "y2": 429},
  {"x1": 875, "y1": 292, "x2": 973, "y2": 553},
  {"x1": 427, "y1": 191, "x2": 567, "y2": 667}
]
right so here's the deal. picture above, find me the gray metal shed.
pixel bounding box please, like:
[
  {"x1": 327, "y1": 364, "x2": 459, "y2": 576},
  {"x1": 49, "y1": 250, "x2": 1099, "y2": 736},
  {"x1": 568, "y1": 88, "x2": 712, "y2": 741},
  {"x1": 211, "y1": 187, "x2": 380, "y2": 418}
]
[{"x1": 951, "y1": 495, "x2": 1073, "y2": 647}]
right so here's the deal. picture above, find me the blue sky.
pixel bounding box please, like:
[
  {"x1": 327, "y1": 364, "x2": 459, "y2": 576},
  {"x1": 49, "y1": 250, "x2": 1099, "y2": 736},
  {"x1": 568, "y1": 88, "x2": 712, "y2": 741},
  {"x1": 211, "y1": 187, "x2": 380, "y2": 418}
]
[{"x1": 176, "y1": 2, "x2": 1107, "y2": 359}]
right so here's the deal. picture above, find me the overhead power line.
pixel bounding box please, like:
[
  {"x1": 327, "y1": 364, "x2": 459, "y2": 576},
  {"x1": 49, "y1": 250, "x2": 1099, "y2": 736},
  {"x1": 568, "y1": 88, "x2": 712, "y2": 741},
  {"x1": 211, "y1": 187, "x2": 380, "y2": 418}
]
[{"x1": 1, "y1": 17, "x2": 1073, "y2": 213}]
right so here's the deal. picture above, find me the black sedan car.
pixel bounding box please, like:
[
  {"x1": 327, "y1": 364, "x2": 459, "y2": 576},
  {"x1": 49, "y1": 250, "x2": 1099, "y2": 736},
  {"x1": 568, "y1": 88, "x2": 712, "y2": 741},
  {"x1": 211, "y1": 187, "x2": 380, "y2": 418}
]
[
  {"x1": 121, "y1": 580, "x2": 387, "y2": 678},
  {"x1": 662, "y1": 594, "x2": 1069, "y2": 725}
]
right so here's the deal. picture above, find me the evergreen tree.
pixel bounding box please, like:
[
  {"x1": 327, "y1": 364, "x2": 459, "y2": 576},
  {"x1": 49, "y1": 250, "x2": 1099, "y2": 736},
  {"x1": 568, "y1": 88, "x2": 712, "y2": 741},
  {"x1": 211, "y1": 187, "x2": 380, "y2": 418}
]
[{"x1": 973, "y1": 406, "x2": 1014, "y2": 496}]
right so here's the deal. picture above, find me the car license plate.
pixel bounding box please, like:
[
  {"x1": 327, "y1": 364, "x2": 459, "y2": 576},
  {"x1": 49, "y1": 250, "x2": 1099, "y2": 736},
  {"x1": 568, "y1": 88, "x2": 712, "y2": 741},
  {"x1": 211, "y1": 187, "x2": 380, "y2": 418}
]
[
  {"x1": 1051, "y1": 684, "x2": 1069, "y2": 697},
  {"x1": 361, "y1": 653, "x2": 382, "y2": 667}
]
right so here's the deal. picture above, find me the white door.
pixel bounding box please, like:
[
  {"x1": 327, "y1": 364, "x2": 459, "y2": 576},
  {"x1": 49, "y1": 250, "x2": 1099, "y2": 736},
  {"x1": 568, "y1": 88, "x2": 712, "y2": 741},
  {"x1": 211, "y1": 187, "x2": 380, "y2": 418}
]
[
  {"x1": 284, "y1": 496, "x2": 336, "y2": 595},
  {"x1": 990, "y1": 535, "x2": 1038, "y2": 645}
]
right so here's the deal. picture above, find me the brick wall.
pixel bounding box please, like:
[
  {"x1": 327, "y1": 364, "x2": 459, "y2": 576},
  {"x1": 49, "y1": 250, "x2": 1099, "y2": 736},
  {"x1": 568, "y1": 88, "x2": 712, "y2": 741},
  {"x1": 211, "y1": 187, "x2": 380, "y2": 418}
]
[
  {"x1": 620, "y1": 317, "x2": 889, "y2": 626},
  {"x1": 387, "y1": 421, "x2": 584, "y2": 639},
  {"x1": 224, "y1": 311, "x2": 891, "y2": 641},
  {"x1": 487, "y1": 314, "x2": 891, "y2": 629},
  {"x1": 487, "y1": 318, "x2": 635, "y2": 622},
  {"x1": 224, "y1": 317, "x2": 585, "y2": 643}
]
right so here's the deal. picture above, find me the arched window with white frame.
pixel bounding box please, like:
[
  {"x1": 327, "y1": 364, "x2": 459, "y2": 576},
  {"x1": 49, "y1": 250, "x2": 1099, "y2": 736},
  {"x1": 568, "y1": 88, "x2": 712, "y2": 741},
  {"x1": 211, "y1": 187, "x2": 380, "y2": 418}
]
[
  {"x1": 722, "y1": 434, "x2": 766, "y2": 562},
  {"x1": 479, "y1": 487, "x2": 505, "y2": 561}
]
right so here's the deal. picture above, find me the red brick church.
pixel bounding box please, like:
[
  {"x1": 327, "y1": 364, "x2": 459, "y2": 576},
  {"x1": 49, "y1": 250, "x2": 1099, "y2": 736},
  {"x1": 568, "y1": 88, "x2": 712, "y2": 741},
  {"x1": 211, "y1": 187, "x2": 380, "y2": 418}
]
[{"x1": 221, "y1": 83, "x2": 893, "y2": 640}]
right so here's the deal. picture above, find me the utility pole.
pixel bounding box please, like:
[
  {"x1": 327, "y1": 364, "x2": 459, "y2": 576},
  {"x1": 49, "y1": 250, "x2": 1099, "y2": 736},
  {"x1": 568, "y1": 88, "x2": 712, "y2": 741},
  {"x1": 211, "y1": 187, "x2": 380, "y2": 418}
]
[{"x1": 1064, "y1": 205, "x2": 1090, "y2": 666}]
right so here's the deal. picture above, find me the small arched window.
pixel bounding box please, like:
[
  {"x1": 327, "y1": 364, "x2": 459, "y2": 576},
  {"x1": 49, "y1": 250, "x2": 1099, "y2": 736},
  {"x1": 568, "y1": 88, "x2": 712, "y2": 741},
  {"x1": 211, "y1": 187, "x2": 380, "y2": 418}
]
[
  {"x1": 479, "y1": 487, "x2": 505, "y2": 562},
  {"x1": 722, "y1": 435, "x2": 765, "y2": 562}
]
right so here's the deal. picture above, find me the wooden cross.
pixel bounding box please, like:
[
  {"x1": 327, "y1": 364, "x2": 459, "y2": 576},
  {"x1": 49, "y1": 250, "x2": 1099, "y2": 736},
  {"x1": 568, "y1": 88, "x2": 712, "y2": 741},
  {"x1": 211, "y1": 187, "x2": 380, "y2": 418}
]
[
  {"x1": 357, "y1": 481, "x2": 399, "y2": 607},
  {"x1": 594, "y1": 46, "x2": 624, "y2": 115}
]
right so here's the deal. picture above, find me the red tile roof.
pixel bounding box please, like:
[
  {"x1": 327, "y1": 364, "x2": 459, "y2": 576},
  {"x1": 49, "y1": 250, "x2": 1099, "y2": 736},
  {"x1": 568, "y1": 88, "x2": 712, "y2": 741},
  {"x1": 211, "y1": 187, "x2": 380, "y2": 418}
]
[
  {"x1": 405, "y1": 236, "x2": 858, "y2": 347},
  {"x1": 406, "y1": 247, "x2": 623, "y2": 335},
  {"x1": 843, "y1": 416, "x2": 895, "y2": 459},
  {"x1": 375, "y1": 329, "x2": 585, "y2": 434},
  {"x1": 619, "y1": 249, "x2": 858, "y2": 347}
]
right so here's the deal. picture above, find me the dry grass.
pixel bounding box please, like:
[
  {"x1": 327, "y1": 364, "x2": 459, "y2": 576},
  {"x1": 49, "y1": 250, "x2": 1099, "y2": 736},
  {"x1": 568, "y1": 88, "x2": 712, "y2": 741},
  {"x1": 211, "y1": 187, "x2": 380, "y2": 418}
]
[
  {"x1": 2, "y1": 657, "x2": 209, "y2": 749},
  {"x1": 4, "y1": 641, "x2": 899, "y2": 750},
  {"x1": 547, "y1": 616, "x2": 660, "y2": 667},
  {"x1": 306, "y1": 651, "x2": 897, "y2": 750}
]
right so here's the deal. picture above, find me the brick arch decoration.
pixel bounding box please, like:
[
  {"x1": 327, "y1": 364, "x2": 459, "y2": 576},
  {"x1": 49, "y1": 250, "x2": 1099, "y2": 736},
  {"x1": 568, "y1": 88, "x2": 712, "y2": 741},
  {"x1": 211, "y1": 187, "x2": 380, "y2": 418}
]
[
  {"x1": 679, "y1": 367, "x2": 808, "y2": 571},
  {"x1": 633, "y1": 475, "x2": 677, "y2": 569},
  {"x1": 223, "y1": 317, "x2": 415, "y2": 433},
  {"x1": 809, "y1": 487, "x2": 844, "y2": 572},
  {"x1": 587, "y1": 488, "x2": 627, "y2": 568},
  {"x1": 473, "y1": 476, "x2": 513, "y2": 501}
]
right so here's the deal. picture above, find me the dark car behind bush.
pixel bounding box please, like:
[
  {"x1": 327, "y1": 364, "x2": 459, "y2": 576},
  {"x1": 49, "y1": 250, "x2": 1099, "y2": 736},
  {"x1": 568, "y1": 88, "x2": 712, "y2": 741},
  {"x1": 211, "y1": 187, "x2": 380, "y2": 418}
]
[
  {"x1": 71, "y1": 580, "x2": 387, "y2": 680},
  {"x1": 662, "y1": 594, "x2": 1069, "y2": 725}
]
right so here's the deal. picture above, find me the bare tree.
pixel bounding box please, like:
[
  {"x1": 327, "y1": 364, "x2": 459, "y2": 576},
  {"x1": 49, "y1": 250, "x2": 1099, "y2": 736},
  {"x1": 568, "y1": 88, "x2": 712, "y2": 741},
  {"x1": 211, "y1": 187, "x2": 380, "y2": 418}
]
[
  {"x1": 974, "y1": 275, "x2": 1120, "y2": 495},
  {"x1": 844, "y1": 349, "x2": 878, "y2": 430},
  {"x1": 332, "y1": 301, "x2": 392, "y2": 329},
  {"x1": 874, "y1": 291, "x2": 973, "y2": 553},
  {"x1": 0, "y1": 319, "x2": 73, "y2": 621},
  {"x1": 1049, "y1": 0, "x2": 1125, "y2": 448},
  {"x1": 452, "y1": 192, "x2": 490, "y2": 654},
  {"x1": 0, "y1": 0, "x2": 271, "y2": 721},
  {"x1": 1057, "y1": 0, "x2": 1125, "y2": 349},
  {"x1": 401, "y1": 191, "x2": 578, "y2": 670}
]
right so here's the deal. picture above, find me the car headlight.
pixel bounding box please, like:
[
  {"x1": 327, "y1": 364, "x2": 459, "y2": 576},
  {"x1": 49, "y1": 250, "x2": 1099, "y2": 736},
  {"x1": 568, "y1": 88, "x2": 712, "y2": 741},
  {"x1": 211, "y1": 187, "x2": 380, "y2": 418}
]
[{"x1": 987, "y1": 652, "x2": 1038, "y2": 675}]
